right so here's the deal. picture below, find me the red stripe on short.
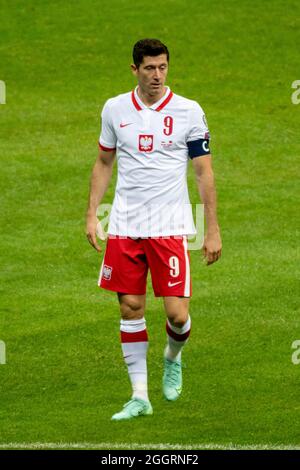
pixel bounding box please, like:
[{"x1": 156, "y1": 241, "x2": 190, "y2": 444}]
[
  {"x1": 121, "y1": 329, "x2": 148, "y2": 343},
  {"x1": 166, "y1": 322, "x2": 190, "y2": 342}
]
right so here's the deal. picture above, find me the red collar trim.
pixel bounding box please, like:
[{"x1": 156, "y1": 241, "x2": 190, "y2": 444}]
[
  {"x1": 131, "y1": 88, "x2": 173, "y2": 112},
  {"x1": 131, "y1": 90, "x2": 142, "y2": 111},
  {"x1": 155, "y1": 91, "x2": 173, "y2": 111}
]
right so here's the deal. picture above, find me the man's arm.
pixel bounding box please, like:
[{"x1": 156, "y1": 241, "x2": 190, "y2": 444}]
[
  {"x1": 86, "y1": 148, "x2": 116, "y2": 251},
  {"x1": 192, "y1": 155, "x2": 222, "y2": 265}
]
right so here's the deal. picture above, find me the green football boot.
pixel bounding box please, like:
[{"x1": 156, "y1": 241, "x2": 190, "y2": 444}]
[
  {"x1": 111, "y1": 398, "x2": 153, "y2": 421},
  {"x1": 163, "y1": 357, "x2": 182, "y2": 401}
]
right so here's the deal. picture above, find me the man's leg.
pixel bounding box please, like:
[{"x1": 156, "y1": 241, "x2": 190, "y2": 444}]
[
  {"x1": 162, "y1": 296, "x2": 191, "y2": 401},
  {"x1": 111, "y1": 293, "x2": 153, "y2": 421},
  {"x1": 119, "y1": 293, "x2": 149, "y2": 401}
]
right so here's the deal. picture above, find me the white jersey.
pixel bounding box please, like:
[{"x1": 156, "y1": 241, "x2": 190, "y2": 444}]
[{"x1": 99, "y1": 86, "x2": 210, "y2": 237}]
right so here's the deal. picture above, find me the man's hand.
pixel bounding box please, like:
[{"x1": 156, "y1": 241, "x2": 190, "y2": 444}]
[
  {"x1": 86, "y1": 213, "x2": 103, "y2": 252},
  {"x1": 86, "y1": 148, "x2": 115, "y2": 252},
  {"x1": 202, "y1": 230, "x2": 222, "y2": 265}
]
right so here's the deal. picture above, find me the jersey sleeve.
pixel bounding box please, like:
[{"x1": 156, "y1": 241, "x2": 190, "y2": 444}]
[
  {"x1": 186, "y1": 101, "x2": 210, "y2": 142},
  {"x1": 186, "y1": 101, "x2": 211, "y2": 158},
  {"x1": 99, "y1": 99, "x2": 117, "y2": 150}
]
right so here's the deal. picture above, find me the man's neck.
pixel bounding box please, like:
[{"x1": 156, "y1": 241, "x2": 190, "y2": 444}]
[{"x1": 137, "y1": 86, "x2": 167, "y2": 107}]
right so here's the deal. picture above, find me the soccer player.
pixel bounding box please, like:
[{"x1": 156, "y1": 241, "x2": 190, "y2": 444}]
[{"x1": 86, "y1": 39, "x2": 222, "y2": 420}]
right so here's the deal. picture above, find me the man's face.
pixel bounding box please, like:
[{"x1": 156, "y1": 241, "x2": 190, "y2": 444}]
[{"x1": 131, "y1": 54, "x2": 169, "y2": 96}]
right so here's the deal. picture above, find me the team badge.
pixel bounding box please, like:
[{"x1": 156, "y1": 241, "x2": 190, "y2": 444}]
[
  {"x1": 139, "y1": 134, "x2": 153, "y2": 152},
  {"x1": 102, "y1": 265, "x2": 112, "y2": 281}
]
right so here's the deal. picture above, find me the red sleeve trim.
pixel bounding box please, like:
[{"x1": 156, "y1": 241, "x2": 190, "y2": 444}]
[{"x1": 98, "y1": 142, "x2": 116, "y2": 151}]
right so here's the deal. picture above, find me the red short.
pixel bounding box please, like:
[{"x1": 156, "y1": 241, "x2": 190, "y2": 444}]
[{"x1": 98, "y1": 235, "x2": 191, "y2": 297}]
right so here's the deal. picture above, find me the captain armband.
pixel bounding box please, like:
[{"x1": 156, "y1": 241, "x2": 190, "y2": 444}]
[{"x1": 187, "y1": 139, "x2": 211, "y2": 158}]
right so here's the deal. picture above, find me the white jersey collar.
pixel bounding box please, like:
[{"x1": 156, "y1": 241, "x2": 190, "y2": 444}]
[{"x1": 132, "y1": 86, "x2": 173, "y2": 112}]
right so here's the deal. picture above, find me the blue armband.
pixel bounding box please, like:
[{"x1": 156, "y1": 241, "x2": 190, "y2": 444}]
[{"x1": 187, "y1": 139, "x2": 210, "y2": 158}]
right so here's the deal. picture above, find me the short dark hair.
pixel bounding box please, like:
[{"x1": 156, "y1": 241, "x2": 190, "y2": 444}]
[{"x1": 133, "y1": 39, "x2": 169, "y2": 68}]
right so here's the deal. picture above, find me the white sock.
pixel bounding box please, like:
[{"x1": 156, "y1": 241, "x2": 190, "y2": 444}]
[
  {"x1": 120, "y1": 318, "x2": 149, "y2": 402},
  {"x1": 165, "y1": 315, "x2": 191, "y2": 362}
]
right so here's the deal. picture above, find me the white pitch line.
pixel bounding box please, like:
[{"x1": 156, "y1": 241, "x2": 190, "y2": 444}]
[{"x1": 0, "y1": 442, "x2": 299, "y2": 450}]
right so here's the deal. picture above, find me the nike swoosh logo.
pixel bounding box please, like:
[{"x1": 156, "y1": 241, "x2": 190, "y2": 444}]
[
  {"x1": 168, "y1": 281, "x2": 183, "y2": 287},
  {"x1": 120, "y1": 123, "x2": 133, "y2": 128}
]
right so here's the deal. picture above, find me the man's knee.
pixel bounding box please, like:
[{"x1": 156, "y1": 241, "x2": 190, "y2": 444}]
[
  {"x1": 166, "y1": 303, "x2": 189, "y2": 328},
  {"x1": 118, "y1": 294, "x2": 145, "y2": 320},
  {"x1": 167, "y1": 312, "x2": 189, "y2": 328},
  {"x1": 164, "y1": 298, "x2": 189, "y2": 328}
]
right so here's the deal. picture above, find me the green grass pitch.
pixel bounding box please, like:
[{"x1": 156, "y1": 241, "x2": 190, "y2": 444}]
[{"x1": 0, "y1": 0, "x2": 299, "y2": 449}]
